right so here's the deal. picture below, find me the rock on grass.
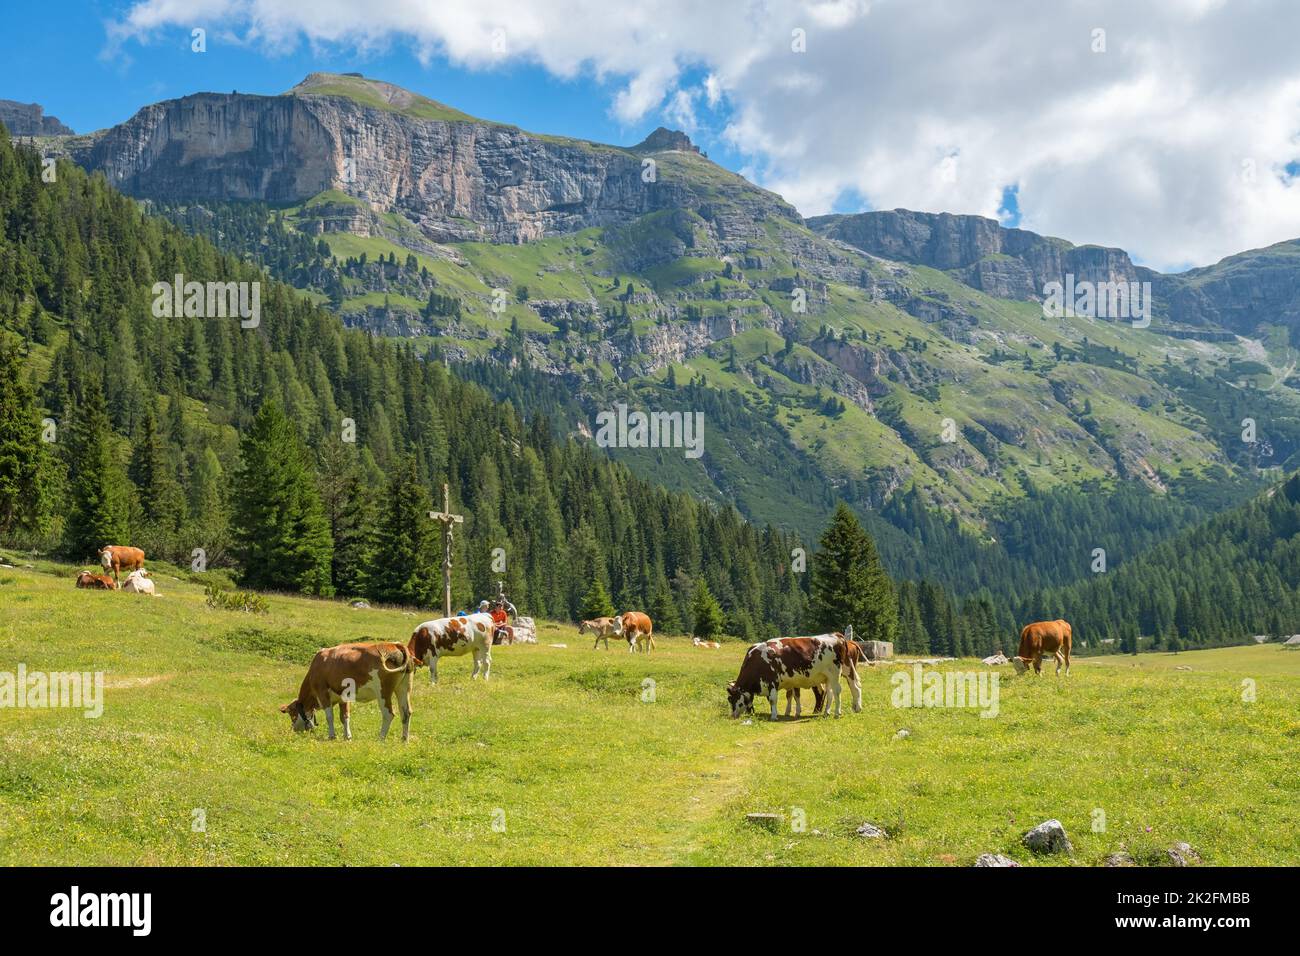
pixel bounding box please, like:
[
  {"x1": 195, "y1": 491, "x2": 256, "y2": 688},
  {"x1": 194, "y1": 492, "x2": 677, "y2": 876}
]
[
  {"x1": 1022, "y1": 819, "x2": 1072, "y2": 855},
  {"x1": 973, "y1": 853, "x2": 1020, "y2": 867}
]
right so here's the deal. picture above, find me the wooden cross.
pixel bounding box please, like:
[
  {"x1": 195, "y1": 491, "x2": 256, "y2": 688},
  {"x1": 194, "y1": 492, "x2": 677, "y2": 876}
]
[{"x1": 429, "y1": 482, "x2": 463, "y2": 618}]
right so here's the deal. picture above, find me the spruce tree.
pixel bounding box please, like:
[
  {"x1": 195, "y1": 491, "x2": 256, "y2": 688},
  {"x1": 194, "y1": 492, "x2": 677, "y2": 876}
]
[
  {"x1": 230, "y1": 401, "x2": 333, "y2": 595},
  {"x1": 808, "y1": 502, "x2": 896, "y2": 643},
  {"x1": 65, "y1": 378, "x2": 131, "y2": 558},
  {"x1": 367, "y1": 452, "x2": 437, "y2": 607},
  {"x1": 579, "y1": 578, "x2": 616, "y2": 620},
  {"x1": 0, "y1": 334, "x2": 53, "y2": 541},
  {"x1": 690, "y1": 578, "x2": 725, "y2": 638}
]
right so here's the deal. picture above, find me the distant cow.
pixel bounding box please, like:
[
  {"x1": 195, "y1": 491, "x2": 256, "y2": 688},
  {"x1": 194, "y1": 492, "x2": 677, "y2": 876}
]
[
  {"x1": 120, "y1": 569, "x2": 156, "y2": 596},
  {"x1": 579, "y1": 617, "x2": 622, "y2": 650},
  {"x1": 1013, "y1": 620, "x2": 1072, "y2": 676},
  {"x1": 280, "y1": 641, "x2": 414, "y2": 741},
  {"x1": 784, "y1": 639, "x2": 867, "y2": 716},
  {"x1": 408, "y1": 612, "x2": 496, "y2": 683},
  {"x1": 692, "y1": 637, "x2": 721, "y2": 649},
  {"x1": 620, "y1": 611, "x2": 655, "y2": 653},
  {"x1": 728, "y1": 633, "x2": 862, "y2": 721},
  {"x1": 99, "y1": 545, "x2": 145, "y2": 586},
  {"x1": 75, "y1": 570, "x2": 115, "y2": 590}
]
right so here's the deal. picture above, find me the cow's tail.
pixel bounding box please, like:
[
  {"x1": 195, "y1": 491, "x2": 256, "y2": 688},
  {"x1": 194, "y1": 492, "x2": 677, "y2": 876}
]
[
  {"x1": 380, "y1": 645, "x2": 412, "y2": 673},
  {"x1": 840, "y1": 636, "x2": 859, "y2": 682}
]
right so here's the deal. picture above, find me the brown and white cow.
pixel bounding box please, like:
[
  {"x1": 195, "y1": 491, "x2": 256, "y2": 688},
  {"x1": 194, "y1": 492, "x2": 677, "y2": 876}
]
[
  {"x1": 408, "y1": 612, "x2": 496, "y2": 683},
  {"x1": 1012, "y1": 619, "x2": 1073, "y2": 676},
  {"x1": 783, "y1": 639, "x2": 867, "y2": 716},
  {"x1": 75, "y1": 570, "x2": 116, "y2": 590},
  {"x1": 728, "y1": 633, "x2": 862, "y2": 721},
  {"x1": 280, "y1": 641, "x2": 414, "y2": 741},
  {"x1": 620, "y1": 611, "x2": 655, "y2": 653},
  {"x1": 99, "y1": 545, "x2": 145, "y2": 587},
  {"x1": 579, "y1": 617, "x2": 623, "y2": 650}
]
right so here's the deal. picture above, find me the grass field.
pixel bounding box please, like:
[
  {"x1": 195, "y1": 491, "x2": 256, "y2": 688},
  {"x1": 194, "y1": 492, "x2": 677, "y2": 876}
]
[{"x1": 1, "y1": 558, "x2": 1298, "y2": 866}]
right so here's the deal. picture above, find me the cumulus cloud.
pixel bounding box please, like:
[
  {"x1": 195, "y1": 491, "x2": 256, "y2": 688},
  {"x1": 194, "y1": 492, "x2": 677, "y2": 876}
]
[{"x1": 110, "y1": 0, "x2": 1300, "y2": 270}]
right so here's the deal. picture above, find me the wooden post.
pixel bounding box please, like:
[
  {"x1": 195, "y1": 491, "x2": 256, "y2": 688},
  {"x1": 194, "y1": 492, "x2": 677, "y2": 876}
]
[{"x1": 429, "y1": 483, "x2": 464, "y2": 618}]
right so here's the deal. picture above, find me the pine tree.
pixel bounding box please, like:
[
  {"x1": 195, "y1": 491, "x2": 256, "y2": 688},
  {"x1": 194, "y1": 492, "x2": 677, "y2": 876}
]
[
  {"x1": 579, "y1": 578, "x2": 616, "y2": 620},
  {"x1": 367, "y1": 453, "x2": 437, "y2": 607},
  {"x1": 64, "y1": 378, "x2": 131, "y2": 558},
  {"x1": 0, "y1": 334, "x2": 53, "y2": 541},
  {"x1": 808, "y1": 503, "x2": 896, "y2": 643},
  {"x1": 230, "y1": 401, "x2": 333, "y2": 595},
  {"x1": 690, "y1": 578, "x2": 725, "y2": 638}
]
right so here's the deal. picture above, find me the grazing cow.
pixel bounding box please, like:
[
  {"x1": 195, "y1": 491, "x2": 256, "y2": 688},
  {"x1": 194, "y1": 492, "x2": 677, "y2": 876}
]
[
  {"x1": 1012, "y1": 619, "x2": 1073, "y2": 676},
  {"x1": 280, "y1": 641, "x2": 414, "y2": 741},
  {"x1": 784, "y1": 639, "x2": 867, "y2": 716},
  {"x1": 729, "y1": 633, "x2": 862, "y2": 721},
  {"x1": 120, "y1": 569, "x2": 156, "y2": 596},
  {"x1": 579, "y1": 617, "x2": 622, "y2": 650},
  {"x1": 75, "y1": 570, "x2": 116, "y2": 590},
  {"x1": 620, "y1": 611, "x2": 655, "y2": 653},
  {"x1": 99, "y1": 545, "x2": 145, "y2": 587},
  {"x1": 408, "y1": 612, "x2": 496, "y2": 683}
]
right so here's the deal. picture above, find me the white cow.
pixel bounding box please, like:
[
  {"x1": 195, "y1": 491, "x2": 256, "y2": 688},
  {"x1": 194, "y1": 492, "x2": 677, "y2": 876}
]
[
  {"x1": 407, "y1": 612, "x2": 496, "y2": 683},
  {"x1": 120, "y1": 569, "x2": 157, "y2": 596}
]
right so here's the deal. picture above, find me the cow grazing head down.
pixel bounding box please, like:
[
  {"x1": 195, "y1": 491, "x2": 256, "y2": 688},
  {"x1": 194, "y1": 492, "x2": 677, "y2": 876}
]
[
  {"x1": 280, "y1": 699, "x2": 317, "y2": 733},
  {"x1": 727, "y1": 682, "x2": 755, "y2": 718},
  {"x1": 1012, "y1": 656, "x2": 1030, "y2": 675}
]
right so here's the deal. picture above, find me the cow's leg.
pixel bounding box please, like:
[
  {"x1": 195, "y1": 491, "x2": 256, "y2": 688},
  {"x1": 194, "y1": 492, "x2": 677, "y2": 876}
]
[
  {"x1": 1054, "y1": 649, "x2": 1064, "y2": 676},
  {"x1": 323, "y1": 702, "x2": 336, "y2": 740},
  {"x1": 784, "y1": 690, "x2": 795, "y2": 717},
  {"x1": 339, "y1": 701, "x2": 352, "y2": 741},
  {"x1": 481, "y1": 647, "x2": 492, "y2": 681},
  {"x1": 847, "y1": 671, "x2": 862, "y2": 713},
  {"x1": 1064, "y1": 646, "x2": 1071, "y2": 676},
  {"x1": 429, "y1": 655, "x2": 439, "y2": 685},
  {"x1": 377, "y1": 695, "x2": 394, "y2": 741},
  {"x1": 767, "y1": 688, "x2": 779, "y2": 721},
  {"x1": 399, "y1": 684, "x2": 411, "y2": 742},
  {"x1": 821, "y1": 677, "x2": 836, "y2": 717},
  {"x1": 1033, "y1": 655, "x2": 1043, "y2": 675}
]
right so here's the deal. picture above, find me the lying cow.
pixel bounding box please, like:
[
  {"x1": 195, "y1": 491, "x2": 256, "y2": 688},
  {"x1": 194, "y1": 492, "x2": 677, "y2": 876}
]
[
  {"x1": 280, "y1": 641, "x2": 415, "y2": 741},
  {"x1": 120, "y1": 569, "x2": 156, "y2": 596},
  {"x1": 408, "y1": 612, "x2": 496, "y2": 683},
  {"x1": 728, "y1": 633, "x2": 862, "y2": 721},
  {"x1": 579, "y1": 617, "x2": 622, "y2": 650},
  {"x1": 692, "y1": 637, "x2": 721, "y2": 649},
  {"x1": 621, "y1": 611, "x2": 655, "y2": 653},
  {"x1": 783, "y1": 639, "x2": 867, "y2": 716},
  {"x1": 75, "y1": 570, "x2": 116, "y2": 590},
  {"x1": 99, "y1": 545, "x2": 145, "y2": 587},
  {"x1": 1012, "y1": 619, "x2": 1073, "y2": 676}
]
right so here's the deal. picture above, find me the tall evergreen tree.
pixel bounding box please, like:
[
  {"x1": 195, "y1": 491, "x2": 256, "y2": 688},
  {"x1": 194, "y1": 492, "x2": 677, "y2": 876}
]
[
  {"x1": 690, "y1": 578, "x2": 725, "y2": 638},
  {"x1": 367, "y1": 452, "x2": 437, "y2": 607},
  {"x1": 230, "y1": 401, "x2": 333, "y2": 595},
  {"x1": 807, "y1": 503, "x2": 896, "y2": 643},
  {"x1": 64, "y1": 377, "x2": 131, "y2": 558},
  {"x1": 0, "y1": 334, "x2": 53, "y2": 541}
]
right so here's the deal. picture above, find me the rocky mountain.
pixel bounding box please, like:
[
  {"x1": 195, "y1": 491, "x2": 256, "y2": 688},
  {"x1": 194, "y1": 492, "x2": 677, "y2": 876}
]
[
  {"x1": 68, "y1": 72, "x2": 794, "y2": 245},
  {"x1": 0, "y1": 99, "x2": 74, "y2": 136},
  {"x1": 59, "y1": 73, "x2": 1300, "y2": 540}
]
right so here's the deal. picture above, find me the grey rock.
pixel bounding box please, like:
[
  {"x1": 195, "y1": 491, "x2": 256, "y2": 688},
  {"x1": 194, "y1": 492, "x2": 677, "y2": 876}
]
[
  {"x1": 855, "y1": 822, "x2": 887, "y2": 839},
  {"x1": 1167, "y1": 842, "x2": 1201, "y2": 866},
  {"x1": 973, "y1": 853, "x2": 1020, "y2": 867},
  {"x1": 1022, "y1": 819, "x2": 1073, "y2": 855},
  {"x1": 1103, "y1": 852, "x2": 1136, "y2": 867},
  {"x1": 0, "y1": 99, "x2": 75, "y2": 136}
]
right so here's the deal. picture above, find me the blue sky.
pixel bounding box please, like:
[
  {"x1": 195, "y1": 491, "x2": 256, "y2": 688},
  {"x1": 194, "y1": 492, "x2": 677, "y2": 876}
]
[{"x1": 0, "y1": 1, "x2": 752, "y2": 176}]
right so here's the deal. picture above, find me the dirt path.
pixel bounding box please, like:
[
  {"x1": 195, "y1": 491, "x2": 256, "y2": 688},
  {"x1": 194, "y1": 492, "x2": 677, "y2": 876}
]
[{"x1": 636, "y1": 716, "x2": 806, "y2": 865}]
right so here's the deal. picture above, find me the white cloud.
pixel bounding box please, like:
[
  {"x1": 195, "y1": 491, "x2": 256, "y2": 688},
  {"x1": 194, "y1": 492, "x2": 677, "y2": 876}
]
[{"x1": 110, "y1": 0, "x2": 1300, "y2": 270}]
